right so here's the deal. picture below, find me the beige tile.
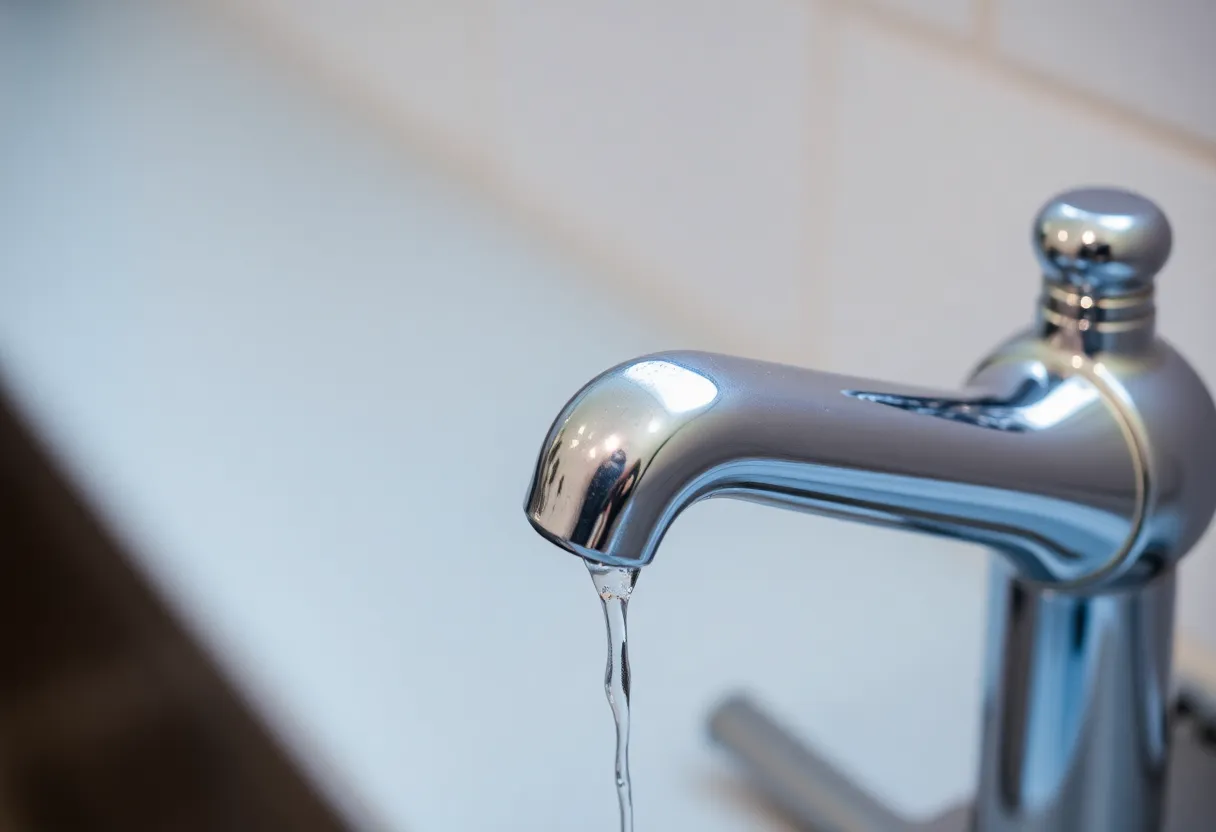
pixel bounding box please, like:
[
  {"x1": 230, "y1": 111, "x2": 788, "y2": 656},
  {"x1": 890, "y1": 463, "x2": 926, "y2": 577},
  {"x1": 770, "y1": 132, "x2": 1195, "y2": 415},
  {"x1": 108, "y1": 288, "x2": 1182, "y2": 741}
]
[
  {"x1": 996, "y1": 0, "x2": 1216, "y2": 143},
  {"x1": 829, "y1": 16, "x2": 1216, "y2": 647},
  {"x1": 493, "y1": 0, "x2": 820, "y2": 362},
  {"x1": 237, "y1": 0, "x2": 491, "y2": 158}
]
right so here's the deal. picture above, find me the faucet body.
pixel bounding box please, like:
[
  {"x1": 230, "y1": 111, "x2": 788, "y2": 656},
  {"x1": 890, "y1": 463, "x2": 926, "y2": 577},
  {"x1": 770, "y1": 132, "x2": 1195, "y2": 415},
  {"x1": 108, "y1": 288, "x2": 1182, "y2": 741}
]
[{"x1": 524, "y1": 189, "x2": 1216, "y2": 830}]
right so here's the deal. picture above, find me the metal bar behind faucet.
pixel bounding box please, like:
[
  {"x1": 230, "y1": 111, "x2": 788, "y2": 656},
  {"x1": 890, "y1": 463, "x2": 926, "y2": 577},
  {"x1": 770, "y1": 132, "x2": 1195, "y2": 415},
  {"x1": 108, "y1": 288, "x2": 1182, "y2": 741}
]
[{"x1": 708, "y1": 694, "x2": 908, "y2": 832}]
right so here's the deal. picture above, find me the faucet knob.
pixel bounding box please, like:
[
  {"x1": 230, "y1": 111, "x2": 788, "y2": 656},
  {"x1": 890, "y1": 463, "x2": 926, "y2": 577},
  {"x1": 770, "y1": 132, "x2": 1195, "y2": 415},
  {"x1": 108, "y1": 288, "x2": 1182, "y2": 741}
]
[{"x1": 1032, "y1": 187, "x2": 1172, "y2": 296}]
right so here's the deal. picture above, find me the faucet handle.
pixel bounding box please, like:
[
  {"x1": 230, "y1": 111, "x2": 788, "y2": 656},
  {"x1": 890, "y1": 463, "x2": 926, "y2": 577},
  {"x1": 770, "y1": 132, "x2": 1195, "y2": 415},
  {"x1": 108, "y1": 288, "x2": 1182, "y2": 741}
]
[{"x1": 1033, "y1": 187, "x2": 1172, "y2": 296}]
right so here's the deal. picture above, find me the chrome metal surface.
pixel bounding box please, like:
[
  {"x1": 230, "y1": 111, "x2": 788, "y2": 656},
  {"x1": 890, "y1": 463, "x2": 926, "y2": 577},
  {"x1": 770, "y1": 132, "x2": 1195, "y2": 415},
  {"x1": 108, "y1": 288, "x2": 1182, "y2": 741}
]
[
  {"x1": 975, "y1": 560, "x2": 1175, "y2": 830},
  {"x1": 522, "y1": 187, "x2": 1216, "y2": 830},
  {"x1": 1033, "y1": 187, "x2": 1171, "y2": 295},
  {"x1": 525, "y1": 338, "x2": 1216, "y2": 588},
  {"x1": 1033, "y1": 188, "x2": 1169, "y2": 356}
]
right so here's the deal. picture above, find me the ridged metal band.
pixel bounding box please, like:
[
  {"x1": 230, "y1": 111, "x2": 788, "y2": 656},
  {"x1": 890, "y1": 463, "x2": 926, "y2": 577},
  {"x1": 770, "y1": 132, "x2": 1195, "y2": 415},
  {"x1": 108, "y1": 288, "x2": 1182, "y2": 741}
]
[
  {"x1": 1040, "y1": 281, "x2": 1156, "y2": 336},
  {"x1": 1040, "y1": 306, "x2": 1154, "y2": 334},
  {"x1": 1045, "y1": 284, "x2": 1154, "y2": 311}
]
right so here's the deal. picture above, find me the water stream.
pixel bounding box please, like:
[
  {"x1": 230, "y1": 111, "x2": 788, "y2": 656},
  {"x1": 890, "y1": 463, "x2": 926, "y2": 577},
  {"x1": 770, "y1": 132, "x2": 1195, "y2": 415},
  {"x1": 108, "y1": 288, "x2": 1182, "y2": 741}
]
[{"x1": 587, "y1": 561, "x2": 640, "y2": 832}]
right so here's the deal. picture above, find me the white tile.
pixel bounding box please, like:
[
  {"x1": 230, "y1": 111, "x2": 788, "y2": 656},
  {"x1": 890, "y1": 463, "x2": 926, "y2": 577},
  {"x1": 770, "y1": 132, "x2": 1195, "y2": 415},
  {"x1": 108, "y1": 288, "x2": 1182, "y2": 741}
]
[
  {"x1": 828, "y1": 17, "x2": 1216, "y2": 649},
  {"x1": 997, "y1": 0, "x2": 1216, "y2": 143},
  {"x1": 239, "y1": 0, "x2": 490, "y2": 156},
  {"x1": 493, "y1": 0, "x2": 819, "y2": 362}
]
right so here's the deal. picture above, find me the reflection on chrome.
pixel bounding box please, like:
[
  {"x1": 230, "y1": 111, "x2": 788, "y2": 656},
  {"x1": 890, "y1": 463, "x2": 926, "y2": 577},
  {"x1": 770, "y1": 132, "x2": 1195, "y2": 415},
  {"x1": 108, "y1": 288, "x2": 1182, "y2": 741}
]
[
  {"x1": 621, "y1": 360, "x2": 719, "y2": 414},
  {"x1": 844, "y1": 374, "x2": 1101, "y2": 433}
]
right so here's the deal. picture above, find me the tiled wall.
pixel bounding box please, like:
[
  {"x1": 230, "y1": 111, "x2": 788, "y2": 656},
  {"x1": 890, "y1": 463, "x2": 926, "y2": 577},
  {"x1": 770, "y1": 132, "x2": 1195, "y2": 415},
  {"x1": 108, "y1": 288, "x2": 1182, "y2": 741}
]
[{"x1": 203, "y1": 0, "x2": 1216, "y2": 642}]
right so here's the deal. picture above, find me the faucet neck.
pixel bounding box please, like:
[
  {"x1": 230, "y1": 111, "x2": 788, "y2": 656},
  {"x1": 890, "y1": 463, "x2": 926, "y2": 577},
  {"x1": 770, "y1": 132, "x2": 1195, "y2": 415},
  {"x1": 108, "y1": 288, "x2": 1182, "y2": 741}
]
[{"x1": 1036, "y1": 277, "x2": 1156, "y2": 356}]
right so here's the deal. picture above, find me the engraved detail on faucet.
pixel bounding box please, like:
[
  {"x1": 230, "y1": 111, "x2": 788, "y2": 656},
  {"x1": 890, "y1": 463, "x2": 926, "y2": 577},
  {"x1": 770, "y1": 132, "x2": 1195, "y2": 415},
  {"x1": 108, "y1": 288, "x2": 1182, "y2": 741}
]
[{"x1": 843, "y1": 373, "x2": 1100, "y2": 434}]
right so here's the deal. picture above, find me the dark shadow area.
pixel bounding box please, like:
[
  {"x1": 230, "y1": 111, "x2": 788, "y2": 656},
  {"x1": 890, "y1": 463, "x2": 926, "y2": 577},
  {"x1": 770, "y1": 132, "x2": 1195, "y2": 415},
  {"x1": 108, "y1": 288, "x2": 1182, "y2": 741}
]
[{"x1": 0, "y1": 387, "x2": 352, "y2": 832}]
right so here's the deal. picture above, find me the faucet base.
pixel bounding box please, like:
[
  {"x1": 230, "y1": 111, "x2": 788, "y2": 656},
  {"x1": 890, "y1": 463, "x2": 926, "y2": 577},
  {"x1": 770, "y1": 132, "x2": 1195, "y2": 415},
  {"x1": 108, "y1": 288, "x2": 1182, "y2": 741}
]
[{"x1": 709, "y1": 688, "x2": 1216, "y2": 832}]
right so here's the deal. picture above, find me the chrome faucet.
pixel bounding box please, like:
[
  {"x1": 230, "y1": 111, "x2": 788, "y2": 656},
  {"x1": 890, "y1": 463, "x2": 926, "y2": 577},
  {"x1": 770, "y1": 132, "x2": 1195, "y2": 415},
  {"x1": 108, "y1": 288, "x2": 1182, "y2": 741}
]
[{"x1": 523, "y1": 188, "x2": 1216, "y2": 831}]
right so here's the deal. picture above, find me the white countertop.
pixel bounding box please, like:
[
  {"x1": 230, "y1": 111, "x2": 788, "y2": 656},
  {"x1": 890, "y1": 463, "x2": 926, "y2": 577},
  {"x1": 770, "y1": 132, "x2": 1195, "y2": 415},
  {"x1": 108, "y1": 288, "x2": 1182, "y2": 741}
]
[{"x1": 0, "y1": 2, "x2": 987, "y2": 829}]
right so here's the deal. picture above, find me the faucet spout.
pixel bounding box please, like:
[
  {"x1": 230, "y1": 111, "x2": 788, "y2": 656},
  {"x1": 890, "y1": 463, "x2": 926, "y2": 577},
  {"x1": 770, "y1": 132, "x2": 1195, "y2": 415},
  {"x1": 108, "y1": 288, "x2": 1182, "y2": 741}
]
[{"x1": 525, "y1": 348, "x2": 1153, "y2": 587}]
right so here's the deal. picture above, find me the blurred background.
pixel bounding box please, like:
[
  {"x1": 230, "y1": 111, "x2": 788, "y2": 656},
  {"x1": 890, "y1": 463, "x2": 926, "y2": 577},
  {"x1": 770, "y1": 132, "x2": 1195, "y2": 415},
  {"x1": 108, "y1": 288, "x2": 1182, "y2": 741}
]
[{"x1": 1, "y1": 0, "x2": 1214, "y2": 829}]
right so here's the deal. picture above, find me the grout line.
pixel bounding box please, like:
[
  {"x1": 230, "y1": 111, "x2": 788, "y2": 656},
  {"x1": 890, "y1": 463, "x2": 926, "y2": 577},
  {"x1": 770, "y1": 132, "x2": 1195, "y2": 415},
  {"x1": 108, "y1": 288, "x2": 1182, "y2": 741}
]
[
  {"x1": 972, "y1": 0, "x2": 998, "y2": 48},
  {"x1": 470, "y1": 0, "x2": 501, "y2": 184},
  {"x1": 799, "y1": 0, "x2": 841, "y2": 364},
  {"x1": 819, "y1": 0, "x2": 1216, "y2": 168},
  {"x1": 197, "y1": 3, "x2": 495, "y2": 182},
  {"x1": 190, "y1": 0, "x2": 762, "y2": 358}
]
